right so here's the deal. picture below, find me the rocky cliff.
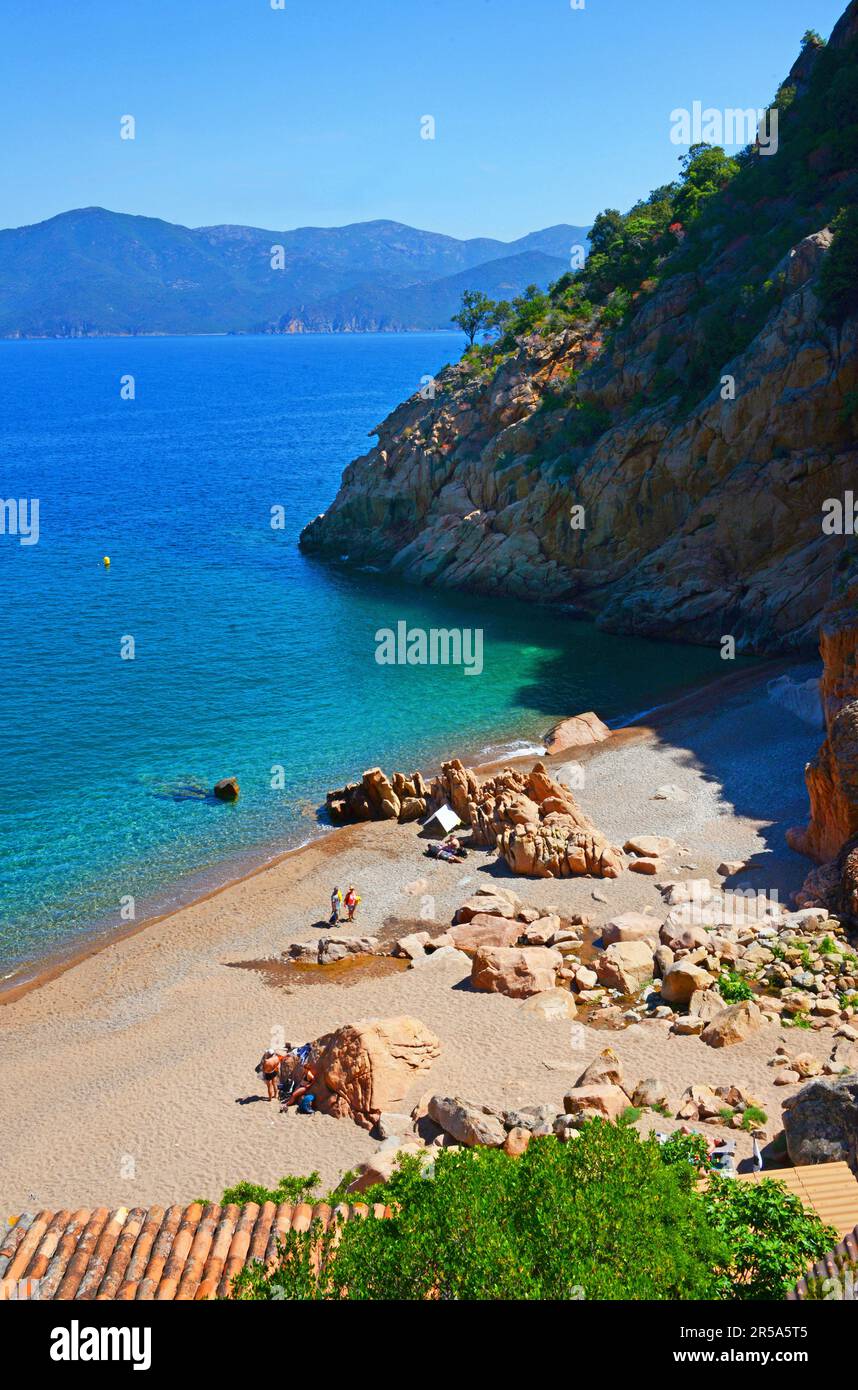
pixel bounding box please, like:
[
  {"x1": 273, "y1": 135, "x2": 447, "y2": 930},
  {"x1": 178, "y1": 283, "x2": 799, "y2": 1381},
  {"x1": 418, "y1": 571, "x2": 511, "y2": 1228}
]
[
  {"x1": 301, "y1": 4, "x2": 858, "y2": 655},
  {"x1": 790, "y1": 555, "x2": 858, "y2": 865}
]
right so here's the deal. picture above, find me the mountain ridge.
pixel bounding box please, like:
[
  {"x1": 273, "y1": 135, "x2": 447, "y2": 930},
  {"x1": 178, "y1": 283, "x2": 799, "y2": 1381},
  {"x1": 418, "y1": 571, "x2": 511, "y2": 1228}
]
[{"x1": 0, "y1": 208, "x2": 590, "y2": 338}]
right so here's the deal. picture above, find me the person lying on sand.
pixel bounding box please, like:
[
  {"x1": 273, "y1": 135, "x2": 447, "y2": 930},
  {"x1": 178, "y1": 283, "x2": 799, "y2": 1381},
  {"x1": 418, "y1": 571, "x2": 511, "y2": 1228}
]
[
  {"x1": 258, "y1": 1046, "x2": 292, "y2": 1102},
  {"x1": 426, "y1": 840, "x2": 465, "y2": 863}
]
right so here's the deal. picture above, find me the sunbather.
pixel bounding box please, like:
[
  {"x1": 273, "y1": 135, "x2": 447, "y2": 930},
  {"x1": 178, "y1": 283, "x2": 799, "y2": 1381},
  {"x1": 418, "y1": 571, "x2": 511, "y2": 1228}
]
[{"x1": 426, "y1": 840, "x2": 465, "y2": 863}]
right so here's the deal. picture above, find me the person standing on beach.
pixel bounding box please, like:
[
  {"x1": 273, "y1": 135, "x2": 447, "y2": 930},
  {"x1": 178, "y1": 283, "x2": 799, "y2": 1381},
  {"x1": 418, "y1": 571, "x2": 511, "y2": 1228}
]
[
  {"x1": 330, "y1": 886, "x2": 342, "y2": 925},
  {"x1": 258, "y1": 1046, "x2": 290, "y2": 1102},
  {"x1": 344, "y1": 885, "x2": 359, "y2": 922}
]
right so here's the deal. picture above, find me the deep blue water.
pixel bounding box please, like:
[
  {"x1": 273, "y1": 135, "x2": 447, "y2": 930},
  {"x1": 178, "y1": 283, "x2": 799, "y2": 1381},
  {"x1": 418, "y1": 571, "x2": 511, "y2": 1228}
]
[{"x1": 0, "y1": 334, "x2": 736, "y2": 976}]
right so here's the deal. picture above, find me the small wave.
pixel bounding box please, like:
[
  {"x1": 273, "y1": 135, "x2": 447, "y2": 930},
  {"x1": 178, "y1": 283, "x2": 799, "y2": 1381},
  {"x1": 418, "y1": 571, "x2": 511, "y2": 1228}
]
[{"x1": 477, "y1": 739, "x2": 546, "y2": 762}]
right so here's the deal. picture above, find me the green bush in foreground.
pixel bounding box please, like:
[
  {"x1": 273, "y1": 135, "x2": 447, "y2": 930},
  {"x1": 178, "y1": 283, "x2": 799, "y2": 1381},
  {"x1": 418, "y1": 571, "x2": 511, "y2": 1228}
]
[
  {"x1": 220, "y1": 1173, "x2": 320, "y2": 1207},
  {"x1": 229, "y1": 1122, "x2": 835, "y2": 1302}
]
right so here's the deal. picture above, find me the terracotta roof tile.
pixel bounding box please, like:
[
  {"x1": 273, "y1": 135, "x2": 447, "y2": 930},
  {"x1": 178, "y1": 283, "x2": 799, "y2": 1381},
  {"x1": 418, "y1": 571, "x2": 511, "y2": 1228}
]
[
  {"x1": 789, "y1": 1223, "x2": 858, "y2": 1300},
  {"x1": 1, "y1": 1201, "x2": 387, "y2": 1301},
  {"x1": 95, "y1": 1207, "x2": 147, "y2": 1300},
  {"x1": 738, "y1": 1159, "x2": 858, "y2": 1239}
]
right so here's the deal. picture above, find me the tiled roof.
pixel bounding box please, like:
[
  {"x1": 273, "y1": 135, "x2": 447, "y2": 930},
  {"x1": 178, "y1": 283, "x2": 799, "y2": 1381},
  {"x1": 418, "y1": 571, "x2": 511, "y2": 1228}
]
[
  {"x1": 0, "y1": 1201, "x2": 389, "y2": 1301},
  {"x1": 738, "y1": 1160, "x2": 858, "y2": 1240},
  {"x1": 789, "y1": 1224, "x2": 858, "y2": 1300}
]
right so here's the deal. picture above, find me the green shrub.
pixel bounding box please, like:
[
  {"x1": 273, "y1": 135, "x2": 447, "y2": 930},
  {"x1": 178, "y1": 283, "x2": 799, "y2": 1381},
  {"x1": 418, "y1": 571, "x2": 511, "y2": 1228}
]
[
  {"x1": 659, "y1": 1131, "x2": 710, "y2": 1170},
  {"x1": 703, "y1": 1176, "x2": 836, "y2": 1301},
  {"x1": 741, "y1": 1105, "x2": 768, "y2": 1131},
  {"x1": 221, "y1": 1173, "x2": 320, "y2": 1206},
  {"x1": 232, "y1": 1124, "x2": 727, "y2": 1301},
  {"x1": 229, "y1": 1123, "x2": 836, "y2": 1302},
  {"x1": 718, "y1": 969, "x2": 754, "y2": 1003},
  {"x1": 820, "y1": 205, "x2": 858, "y2": 325}
]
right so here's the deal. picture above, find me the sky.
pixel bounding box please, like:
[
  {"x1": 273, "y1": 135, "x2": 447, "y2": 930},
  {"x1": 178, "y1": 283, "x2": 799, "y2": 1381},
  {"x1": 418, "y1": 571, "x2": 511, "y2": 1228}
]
[{"x1": 0, "y1": 0, "x2": 848, "y2": 241}]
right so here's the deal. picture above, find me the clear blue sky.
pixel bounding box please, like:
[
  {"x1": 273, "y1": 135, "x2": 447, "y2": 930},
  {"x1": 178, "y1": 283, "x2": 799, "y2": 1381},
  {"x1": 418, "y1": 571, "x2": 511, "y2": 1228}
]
[{"x1": 0, "y1": 0, "x2": 848, "y2": 240}]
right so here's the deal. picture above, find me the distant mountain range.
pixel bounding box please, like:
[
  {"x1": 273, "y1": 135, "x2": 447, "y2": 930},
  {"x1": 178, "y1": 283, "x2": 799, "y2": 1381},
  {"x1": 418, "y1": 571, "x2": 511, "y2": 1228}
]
[{"x1": 0, "y1": 208, "x2": 590, "y2": 338}]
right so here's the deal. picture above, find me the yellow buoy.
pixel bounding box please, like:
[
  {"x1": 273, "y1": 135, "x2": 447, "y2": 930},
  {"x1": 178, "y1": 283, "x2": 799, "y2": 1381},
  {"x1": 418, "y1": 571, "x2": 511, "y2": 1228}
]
[{"x1": 102, "y1": 556, "x2": 111, "y2": 567}]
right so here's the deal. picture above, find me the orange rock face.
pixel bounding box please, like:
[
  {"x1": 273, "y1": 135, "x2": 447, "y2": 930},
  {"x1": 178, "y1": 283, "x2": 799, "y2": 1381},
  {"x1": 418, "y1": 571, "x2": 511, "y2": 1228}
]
[
  {"x1": 470, "y1": 945, "x2": 562, "y2": 998},
  {"x1": 542, "y1": 710, "x2": 612, "y2": 754},
  {"x1": 789, "y1": 565, "x2": 858, "y2": 864},
  {"x1": 311, "y1": 1016, "x2": 441, "y2": 1131},
  {"x1": 448, "y1": 915, "x2": 522, "y2": 955},
  {"x1": 432, "y1": 758, "x2": 622, "y2": 879}
]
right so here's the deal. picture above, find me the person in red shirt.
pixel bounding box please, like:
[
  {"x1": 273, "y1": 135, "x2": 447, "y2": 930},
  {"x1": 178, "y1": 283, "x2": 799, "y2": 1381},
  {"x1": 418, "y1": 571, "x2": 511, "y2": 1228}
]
[{"x1": 344, "y1": 885, "x2": 360, "y2": 921}]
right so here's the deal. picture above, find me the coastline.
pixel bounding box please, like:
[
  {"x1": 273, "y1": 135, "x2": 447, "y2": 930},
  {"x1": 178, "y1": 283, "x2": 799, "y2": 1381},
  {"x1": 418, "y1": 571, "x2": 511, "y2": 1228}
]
[
  {"x1": 0, "y1": 654, "x2": 800, "y2": 1008},
  {"x1": 0, "y1": 650, "x2": 828, "y2": 1210}
]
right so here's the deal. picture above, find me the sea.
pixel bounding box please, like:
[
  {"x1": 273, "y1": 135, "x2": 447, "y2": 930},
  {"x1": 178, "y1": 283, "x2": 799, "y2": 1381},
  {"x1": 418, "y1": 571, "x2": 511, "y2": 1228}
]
[{"x1": 0, "y1": 332, "x2": 740, "y2": 978}]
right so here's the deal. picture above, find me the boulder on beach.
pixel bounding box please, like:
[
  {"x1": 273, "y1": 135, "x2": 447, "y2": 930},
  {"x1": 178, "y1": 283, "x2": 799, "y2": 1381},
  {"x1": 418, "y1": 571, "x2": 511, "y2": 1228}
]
[
  {"x1": 563, "y1": 1084, "x2": 629, "y2": 1123},
  {"x1": 287, "y1": 935, "x2": 379, "y2": 965},
  {"x1": 448, "y1": 914, "x2": 522, "y2": 955},
  {"x1": 596, "y1": 940, "x2": 654, "y2": 993},
  {"x1": 660, "y1": 961, "x2": 715, "y2": 1005},
  {"x1": 427, "y1": 1095, "x2": 506, "y2": 1147},
  {"x1": 601, "y1": 911, "x2": 660, "y2": 946},
  {"x1": 453, "y1": 892, "x2": 518, "y2": 924},
  {"x1": 542, "y1": 711, "x2": 611, "y2": 755},
  {"x1": 213, "y1": 777, "x2": 240, "y2": 801},
  {"x1": 623, "y1": 835, "x2": 678, "y2": 858},
  {"x1": 519, "y1": 987, "x2": 578, "y2": 1021},
  {"x1": 700, "y1": 999, "x2": 765, "y2": 1048},
  {"x1": 782, "y1": 1074, "x2": 858, "y2": 1169},
  {"x1": 471, "y1": 945, "x2": 562, "y2": 998},
  {"x1": 310, "y1": 1016, "x2": 441, "y2": 1130},
  {"x1": 574, "y1": 1048, "x2": 625, "y2": 1091},
  {"x1": 632, "y1": 1077, "x2": 672, "y2": 1111}
]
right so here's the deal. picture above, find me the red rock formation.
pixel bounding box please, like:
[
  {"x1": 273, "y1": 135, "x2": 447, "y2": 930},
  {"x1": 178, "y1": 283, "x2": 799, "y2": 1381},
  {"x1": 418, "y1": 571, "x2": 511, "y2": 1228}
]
[
  {"x1": 453, "y1": 760, "x2": 623, "y2": 878},
  {"x1": 328, "y1": 754, "x2": 622, "y2": 878},
  {"x1": 310, "y1": 1016, "x2": 441, "y2": 1131},
  {"x1": 542, "y1": 710, "x2": 611, "y2": 754},
  {"x1": 789, "y1": 560, "x2": 858, "y2": 865},
  {"x1": 326, "y1": 767, "x2": 428, "y2": 824}
]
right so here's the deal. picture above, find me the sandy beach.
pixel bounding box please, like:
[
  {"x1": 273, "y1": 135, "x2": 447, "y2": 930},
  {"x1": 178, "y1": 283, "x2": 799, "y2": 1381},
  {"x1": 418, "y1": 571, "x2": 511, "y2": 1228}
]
[{"x1": 0, "y1": 660, "x2": 833, "y2": 1212}]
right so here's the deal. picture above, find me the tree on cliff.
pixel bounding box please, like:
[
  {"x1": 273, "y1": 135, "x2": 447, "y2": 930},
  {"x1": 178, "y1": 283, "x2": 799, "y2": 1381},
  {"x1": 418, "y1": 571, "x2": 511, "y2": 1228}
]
[
  {"x1": 451, "y1": 288, "x2": 495, "y2": 344},
  {"x1": 820, "y1": 204, "x2": 858, "y2": 325},
  {"x1": 673, "y1": 143, "x2": 741, "y2": 224}
]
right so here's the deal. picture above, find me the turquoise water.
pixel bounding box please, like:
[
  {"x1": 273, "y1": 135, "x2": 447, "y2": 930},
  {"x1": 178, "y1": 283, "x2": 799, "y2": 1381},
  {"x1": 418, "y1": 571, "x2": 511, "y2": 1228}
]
[{"x1": 0, "y1": 334, "x2": 736, "y2": 975}]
